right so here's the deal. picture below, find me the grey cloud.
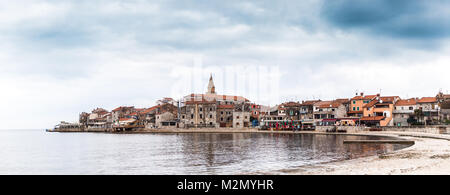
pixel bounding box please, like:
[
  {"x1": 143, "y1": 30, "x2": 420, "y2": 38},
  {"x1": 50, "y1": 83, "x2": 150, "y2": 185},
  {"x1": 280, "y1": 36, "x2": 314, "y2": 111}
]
[{"x1": 321, "y1": 0, "x2": 450, "y2": 39}]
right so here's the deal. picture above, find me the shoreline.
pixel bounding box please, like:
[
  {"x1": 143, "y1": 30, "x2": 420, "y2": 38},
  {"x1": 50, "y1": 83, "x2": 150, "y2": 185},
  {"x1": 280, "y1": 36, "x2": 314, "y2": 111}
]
[
  {"x1": 48, "y1": 128, "x2": 450, "y2": 175},
  {"x1": 278, "y1": 131, "x2": 450, "y2": 175}
]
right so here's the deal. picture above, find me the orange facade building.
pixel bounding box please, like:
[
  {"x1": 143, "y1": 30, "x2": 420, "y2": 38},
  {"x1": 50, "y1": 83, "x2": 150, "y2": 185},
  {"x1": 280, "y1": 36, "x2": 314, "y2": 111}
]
[{"x1": 361, "y1": 96, "x2": 400, "y2": 127}]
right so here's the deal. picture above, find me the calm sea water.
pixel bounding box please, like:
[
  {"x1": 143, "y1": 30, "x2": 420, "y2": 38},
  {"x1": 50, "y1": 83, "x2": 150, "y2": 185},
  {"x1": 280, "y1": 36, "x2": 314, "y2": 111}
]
[{"x1": 0, "y1": 129, "x2": 411, "y2": 175}]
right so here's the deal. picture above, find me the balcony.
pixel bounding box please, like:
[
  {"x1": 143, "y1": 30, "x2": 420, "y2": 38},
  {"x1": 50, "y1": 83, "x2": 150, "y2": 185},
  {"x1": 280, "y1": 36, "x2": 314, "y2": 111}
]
[{"x1": 393, "y1": 109, "x2": 414, "y2": 114}]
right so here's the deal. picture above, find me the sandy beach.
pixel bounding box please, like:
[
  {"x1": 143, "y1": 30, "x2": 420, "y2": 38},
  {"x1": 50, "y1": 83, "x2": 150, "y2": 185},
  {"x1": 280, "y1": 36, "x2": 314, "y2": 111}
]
[{"x1": 278, "y1": 131, "x2": 450, "y2": 175}]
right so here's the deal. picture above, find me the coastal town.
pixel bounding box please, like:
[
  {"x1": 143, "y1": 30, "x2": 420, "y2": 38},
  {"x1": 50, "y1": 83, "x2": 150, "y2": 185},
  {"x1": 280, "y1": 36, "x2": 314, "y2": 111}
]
[{"x1": 53, "y1": 75, "x2": 450, "y2": 133}]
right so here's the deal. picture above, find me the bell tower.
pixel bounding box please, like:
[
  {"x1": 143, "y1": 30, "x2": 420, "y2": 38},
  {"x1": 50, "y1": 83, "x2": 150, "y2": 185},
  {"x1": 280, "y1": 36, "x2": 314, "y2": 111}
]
[{"x1": 206, "y1": 74, "x2": 216, "y2": 94}]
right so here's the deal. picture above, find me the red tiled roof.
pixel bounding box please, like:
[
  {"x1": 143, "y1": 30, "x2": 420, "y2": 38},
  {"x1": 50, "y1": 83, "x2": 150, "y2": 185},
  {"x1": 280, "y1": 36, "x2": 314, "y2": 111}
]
[
  {"x1": 301, "y1": 100, "x2": 321, "y2": 106},
  {"x1": 360, "y1": 116, "x2": 385, "y2": 121},
  {"x1": 335, "y1": 98, "x2": 350, "y2": 104},
  {"x1": 380, "y1": 96, "x2": 399, "y2": 102},
  {"x1": 142, "y1": 105, "x2": 159, "y2": 114},
  {"x1": 112, "y1": 107, "x2": 122, "y2": 112},
  {"x1": 186, "y1": 94, "x2": 250, "y2": 102},
  {"x1": 315, "y1": 101, "x2": 342, "y2": 108},
  {"x1": 135, "y1": 108, "x2": 145, "y2": 112},
  {"x1": 417, "y1": 97, "x2": 437, "y2": 103},
  {"x1": 363, "y1": 99, "x2": 378, "y2": 108},
  {"x1": 282, "y1": 102, "x2": 302, "y2": 107},
  {"x1": 396, "y1": 98, "x2": 417, "y2": 106},
  {"x1": 363, "y1": 96, "x2": 398, "y2": 108},
  {"x1": 351, "y1": 95, "x2": 377, "y2": 100},
  {"x1": 112, "y1": 106, "x2": 134, "y2": 112},
  {"x1": 185, "y1": 100, "x2": 216, "y2": 105}
]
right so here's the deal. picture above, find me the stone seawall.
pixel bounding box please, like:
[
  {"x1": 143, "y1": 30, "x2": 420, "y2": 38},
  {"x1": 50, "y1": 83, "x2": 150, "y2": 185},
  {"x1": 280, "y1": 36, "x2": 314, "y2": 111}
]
[
  {"x1": 49, "y1": 126, "x2": 450, "y2": 134},
  {"x1": 381, "y1": 126, "x2": 449, "y2": 134},
  {"x1": 50, "y1": 128, "x2": 109, "y2": 132},
  {"x1": 315, "y1": 125, "x2": 449, "y2": 134},
  {"x1": 315, "y1": 126, "x2": 365, "y2": 133}
]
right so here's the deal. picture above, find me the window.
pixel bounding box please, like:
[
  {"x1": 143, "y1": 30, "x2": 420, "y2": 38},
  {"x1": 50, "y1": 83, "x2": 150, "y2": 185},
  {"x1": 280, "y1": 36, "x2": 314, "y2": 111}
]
[
  {"x1": 353, "y1": 100, "x2": 356, "y2": 104},
  {"x1": 200, "y1": 114, "x2": 203, "y2": 119},
  {"x1": 191, "y1": 114, "x2": 194, "y2": 119},
  {"x1": 221, "y1": 111, "x2": 224, "y2": 114},
  {"x1": 353, "y1": 107, "x2": 356, "y2": 111},
  {"x1": 237, "y1": 116, "x2": 240, "y2": 119},
  {"x1": 409, "y1": 107, "x2": 413, "y2": 110},
  {"x1": 210, "y1": 115, "x2": 212, "y2": 118},
  {"x1": 210, "y1": 108, "x2": 213, "y2": 111},
  {"x1": 357, "y1": 107, "x2": 360, "y2": 111},
  {"x1": 199, "y1": 108, "x2": 203, "y2": 112},
  {"x1": 182, "y1": 115, "x2": 185, "y2": 119},
  {"x1": 221, "y1": 117, "x2": 223, "y2": 121}
]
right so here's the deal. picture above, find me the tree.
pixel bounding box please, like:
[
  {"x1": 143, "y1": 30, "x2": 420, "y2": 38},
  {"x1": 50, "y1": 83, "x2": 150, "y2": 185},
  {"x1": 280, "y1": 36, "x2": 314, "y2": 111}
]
[{"x1": 414, "y1": 109, "x2": 424, "y2": 124}]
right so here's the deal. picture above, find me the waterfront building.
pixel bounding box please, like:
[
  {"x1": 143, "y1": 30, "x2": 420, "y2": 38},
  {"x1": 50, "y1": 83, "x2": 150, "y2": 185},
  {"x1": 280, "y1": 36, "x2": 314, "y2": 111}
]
[
  {"x1": 112, "y1": 106, "x2": 136, "y2": 123},
  {"x1": 233, "y1": 102, "x2": 251, "y2": 128},
  {"x1": 156, "y1": 112, "x2": 177, "y2": 128},
  {"x1": 361, "y1": 95, "x2": 400, "y2": 127},
  {"x1": 436, "y1": 92, "x2": 450, "y2": 102},
  {"x1": 217, "y1": 104, "x2": 234, "y2": 127},
  {"x1": 417, "y1": 97, "x2": 440, "y2": 124},
  {"x1": 313, "y1": 101, "x2": 347, "y2": 126},
  {"x1": 142, "y1": 105, "x2": 159, "y2": 128},
  {"x1": 76, "y1": 108, "x2": 112, "y2": 130},
  {"x1": 179, "y1": 98, "x2": 217, "y2": 128},
  {"x1": 280, "y1": 102, "x2": 302, "y2": 121},
  {"x1": 335, "y1": 98, "x2": 351, "y2": 115},
  {"x1": 250, "y1": 103, "x2": 262, "y2": 123},
  {"x1": 156, "y1": 97, "x2": 177, "y2": 106},
  {"x1": 79, "y1": 112, "x2": 89, "y2": 129},
  {"x1": 299, "y1": 100, "x2": 321, "y2": 120},
  {"x1": 393, "y1": 98, "x2": 418, "y2": 127},
  {"x1": 440, "y1": 101, "x2": 450, "y2": 122},
  {"x1": 348, "y1": 93, "x2": 378, "y2": 118},
  {"x1": 178, "y1": 75, "x2": 251, "y2": 128}
]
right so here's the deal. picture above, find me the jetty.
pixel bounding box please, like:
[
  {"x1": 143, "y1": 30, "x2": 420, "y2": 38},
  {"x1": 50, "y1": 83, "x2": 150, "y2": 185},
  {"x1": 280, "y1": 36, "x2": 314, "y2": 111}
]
[{"x1": 343, "y1": 140, "x2": 415, "y2": 144}]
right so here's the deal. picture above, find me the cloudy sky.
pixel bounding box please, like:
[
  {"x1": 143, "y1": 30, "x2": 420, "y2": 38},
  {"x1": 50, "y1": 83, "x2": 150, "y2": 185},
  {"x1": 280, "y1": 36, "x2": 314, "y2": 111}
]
[{"x1": 1, "y1": 0, "x2": 450, "y2": 129}]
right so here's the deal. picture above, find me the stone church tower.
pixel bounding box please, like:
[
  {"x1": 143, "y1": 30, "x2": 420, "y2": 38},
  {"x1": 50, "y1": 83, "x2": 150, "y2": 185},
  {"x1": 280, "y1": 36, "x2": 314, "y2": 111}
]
[{"x1": 206, "y1": 74, "x2": 216, "y2": 94}]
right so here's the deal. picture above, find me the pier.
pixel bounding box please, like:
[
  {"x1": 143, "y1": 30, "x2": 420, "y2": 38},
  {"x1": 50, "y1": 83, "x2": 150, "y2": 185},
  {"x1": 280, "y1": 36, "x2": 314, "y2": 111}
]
[{"x1": 343, "y1": 140, "x2": 415, "y2": 144}]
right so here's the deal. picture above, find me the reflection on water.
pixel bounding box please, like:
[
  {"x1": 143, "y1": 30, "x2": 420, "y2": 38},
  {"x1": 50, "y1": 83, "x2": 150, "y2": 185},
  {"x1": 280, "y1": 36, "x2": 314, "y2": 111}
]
[{"x1": 0, "y1": 130, "x2": 412, "y2": 175}]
